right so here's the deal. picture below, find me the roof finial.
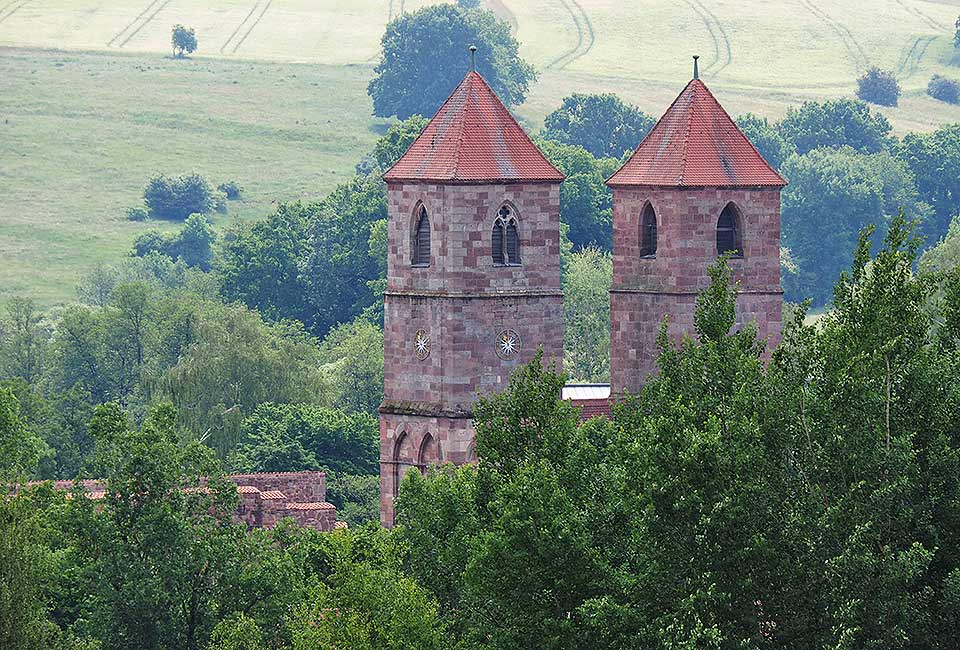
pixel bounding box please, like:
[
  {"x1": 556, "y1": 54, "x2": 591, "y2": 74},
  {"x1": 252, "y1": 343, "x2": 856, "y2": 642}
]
[
  {"x1": 693, "y1": 55, "x2": 700, "y2": 80},
  {"x1": 469, "y1": 45, "x2": 477, "y2": 72}
]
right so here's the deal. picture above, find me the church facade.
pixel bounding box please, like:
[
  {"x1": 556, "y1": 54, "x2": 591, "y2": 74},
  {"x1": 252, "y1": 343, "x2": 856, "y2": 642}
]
[{"x1": 379, "y1": 65, "x2": 786, "y2": 526}]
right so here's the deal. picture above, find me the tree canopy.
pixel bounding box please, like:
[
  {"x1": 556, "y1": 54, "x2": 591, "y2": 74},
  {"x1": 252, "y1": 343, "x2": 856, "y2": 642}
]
[
  {"x1": 368, "y1": 4, "x2": 534, "y2": 119},
  {"x1": 541, "y1": 93, "x2": 654, "y2": 158}
]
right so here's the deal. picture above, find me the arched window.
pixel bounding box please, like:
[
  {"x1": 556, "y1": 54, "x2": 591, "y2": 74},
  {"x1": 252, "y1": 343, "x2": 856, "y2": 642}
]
[
  {"x1": 492, "y1": 205, "x2": 521, "y2": 265},
  {"x1": 716, "y1": 203, "x2": 743, "y2": 257},
  {"x1": 418, "y1": 432, "x2": 440, "y2": 469},
  {"x1": 412, "y1": 205, "x2": 431, "y2": 266},
  {"x1": 640, "y1": 203, "x2": 657, "y2": 257}
]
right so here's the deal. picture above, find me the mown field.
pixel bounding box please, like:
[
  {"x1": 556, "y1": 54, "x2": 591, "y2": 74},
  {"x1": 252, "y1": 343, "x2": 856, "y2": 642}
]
[{"x1": 2, "y1": 0, "x2": 960, "y2": 304}]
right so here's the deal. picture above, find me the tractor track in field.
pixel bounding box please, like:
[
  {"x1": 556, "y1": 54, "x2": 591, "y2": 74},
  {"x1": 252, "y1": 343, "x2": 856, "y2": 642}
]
[
  {"x1": 544, "y1": 0, "x2": 594, "y2": 70},
  {"x1": 229, "y1": 0, "x2": 274, "y2": 54},
  {"x1": 114, "y1": 0, "x2": 172, "y2": 48},
  {"x1": 797, "y1": 0, "x2": 869, "y2": 71},
  {"x1": 896, "y1": 0, "x2": 948, "y2": 33},
  {"x1": 683, "y1": 0, "x2": 731, "y2": 76},
  {"x1": 107, "y1": 0, "x2": 162, "y2": 47},
  {"x1": 897, "y1": 34, "x2": 936, "y2": 77},
  {"x1": 221, "y1": 0, "x2": 263, "y2": 53},
  {"x1": 0, "y1": 0, "x2": 31, "y2": 24}
]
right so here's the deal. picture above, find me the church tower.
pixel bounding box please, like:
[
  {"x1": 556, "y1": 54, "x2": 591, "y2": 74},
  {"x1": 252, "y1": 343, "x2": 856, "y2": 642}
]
[
  {"x1": 379, "y1": 70, "x2": 565, "y2": 526},
  {"x1": 606, "y1": 63, "x2": 787, "y2": 395}
]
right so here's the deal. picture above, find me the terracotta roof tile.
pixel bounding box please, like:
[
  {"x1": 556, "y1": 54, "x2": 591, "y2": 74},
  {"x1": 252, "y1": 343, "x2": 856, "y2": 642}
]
[
  {"x1": 384, "y1": 71, "x2": 564, "y2": 184},
  {"x1": 607, "y1": 79, "x2": 786, "y2": 188},
  {"x1": 570, "y1": 398, "x2": 612, "y2": 422},
  {"x1": 285, "y1": 502, "x2": 336, "y2": 511},
  {"x1": 237, "y1": 485, "x2": 260, "y2": 494},
  {"x1": 259, "y1": 490, "x2": 286, "y2": 500}
]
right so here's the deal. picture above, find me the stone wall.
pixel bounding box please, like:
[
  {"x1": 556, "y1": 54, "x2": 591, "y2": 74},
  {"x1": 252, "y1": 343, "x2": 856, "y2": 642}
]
[
  {"x1": 380, "y1": 180, "x2": 565, "y2": 526},
  {"x1": 610, "y1": 187, "x2": 783, "y2": 394}
]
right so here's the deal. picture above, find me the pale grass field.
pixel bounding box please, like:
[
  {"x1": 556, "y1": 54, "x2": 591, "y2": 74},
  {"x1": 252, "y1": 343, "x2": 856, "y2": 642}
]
[{"x1": 1, "y1": 0, "x2": 960, "y2": 304}]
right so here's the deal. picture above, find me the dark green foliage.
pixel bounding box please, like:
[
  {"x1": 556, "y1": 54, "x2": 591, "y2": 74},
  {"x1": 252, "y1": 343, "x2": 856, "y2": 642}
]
[
  {"x1": 537, "y1": 138, "x2": 619, "y2": 250},
  {"x1": 368, "y1": 4, "x2": 534, "y2": 119},
  {"x1": 928, "y1": 75, "x2": 960, "y2": 104},
  {"x1": 143, "y1": 173, "x2": 214, "y2": 221},
  {"x1": 856, "y1": 66, "x2": 901, "y2": 107},
  {"x1": 541, "y1": 93, "x2": 655, "y2": 158},
  {"x1": 126, "y1": 205, "x2": 149, "y2": 221},
  {"x1": 134, "y1": 213, "x2": 216, "y2": 271},
  {"x1": 216, "y1": 203, "x2": 313, "y2": 325},
  {"x1": 217, "y1": 181, "x2": 242, "y2": 200},
  {"x1": 230, "y1": 402, "x2": 378, "y2": 476},
  {"x1": 777, "y1": 98, "x2": 893, "y2": 155},
  {"x1": 780, "y1": 147, "x2": 920, "y2": 304},
  {"x1": 736, "y1": 112, "x2": 793, "y2": 170},
  {"x1": 0, "y1": 297, "x2": 48, "y2": 384},
  {"x1": 318, "y1": 318, "x2": 384, "y2": 416},
  {"x1": 171, "y1": 24, "x2": 197, "y2": 58},
  {"x1": 301, "y1": 175, "x2": 387, "y2": 336},
  {"x1": 896, "y1": 124, "x2": 960, "y2": 231}
]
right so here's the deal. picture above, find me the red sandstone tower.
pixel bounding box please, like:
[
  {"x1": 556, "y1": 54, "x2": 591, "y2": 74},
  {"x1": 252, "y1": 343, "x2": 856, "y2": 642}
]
[
  {"x1": 607, "y1": 64, "x2": 787, "y2": 395},
  {"x1": 379, "y1": 70, "x2": 565, "y2": 526}
]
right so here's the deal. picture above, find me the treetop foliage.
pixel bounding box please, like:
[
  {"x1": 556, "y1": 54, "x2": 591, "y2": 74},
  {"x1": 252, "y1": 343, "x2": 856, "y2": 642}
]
[
  {"x1": 856, "y1": 66, "x2": 901, "y2": 107},
  {"x1": 368, "y1": 4, "x2": 534, "y2": 119},
  {"x1": 171, "y1": 24, "x2": 197, "y2": 58},
  {"x1": 541, "y1": 93, "x2": 655, "y2": 158},
  {"x1": 776, "y1": 98, "x2": 893, "y2": 155},
  {"x1": 143, "y1": 173, "x2": 215, "y2": 221}
]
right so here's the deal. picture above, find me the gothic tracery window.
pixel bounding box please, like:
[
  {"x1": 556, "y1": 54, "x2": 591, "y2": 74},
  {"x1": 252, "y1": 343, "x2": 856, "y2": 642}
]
[
  {"x1": 492, "y1": 205, "x2": 520, "y2": 265},
  {"x1": 716, "y1": 203, "x2": 743, "y2": 258},
  {"x1": 412, "y1": 204, "x2": 431, "y2": 266}
]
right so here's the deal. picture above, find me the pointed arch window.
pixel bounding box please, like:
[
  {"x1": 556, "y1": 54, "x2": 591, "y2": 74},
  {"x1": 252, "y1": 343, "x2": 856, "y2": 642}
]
[
  {"x1": 640, "y1": 203, "x2": 658, "y2": 257},
  {"x1": 412, "y1": 205, "x2": 431, "y2": 266},
  {"x1": 717, "y1": 203, "x2": 743, "y2": 258},
  {"x1": 492, "y1": 205, "x2": 521, "y2": 266}
]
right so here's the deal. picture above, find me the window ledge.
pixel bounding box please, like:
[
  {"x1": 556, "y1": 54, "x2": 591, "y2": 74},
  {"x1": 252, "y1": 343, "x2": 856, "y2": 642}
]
[
  {"x1": 493, "y1": 262, "x2": 522, "y2": 268},
  {"x1": 411, "y1": 263, "x2": 431, "y2": 268},
  {"x1": 640, "y1": 254, "x2": 656, "y2": 260}
]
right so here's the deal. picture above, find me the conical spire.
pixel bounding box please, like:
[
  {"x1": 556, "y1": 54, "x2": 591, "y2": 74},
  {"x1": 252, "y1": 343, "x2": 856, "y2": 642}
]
[
  {"x1": 383, "y1": 72, "x2": 564, "y2": 184},
  {"x1": 607, "y1": 78, "x2": 786, "y2": 188}
]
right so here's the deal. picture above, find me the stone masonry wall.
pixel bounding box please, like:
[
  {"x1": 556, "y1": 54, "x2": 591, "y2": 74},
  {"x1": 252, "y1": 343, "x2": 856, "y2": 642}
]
[
  {"x1": 610, "y1": 187, "x2": 783, "y2": 395},
  {"x1": 380, "y1": 180, "x2": 565, "y2": 526}
]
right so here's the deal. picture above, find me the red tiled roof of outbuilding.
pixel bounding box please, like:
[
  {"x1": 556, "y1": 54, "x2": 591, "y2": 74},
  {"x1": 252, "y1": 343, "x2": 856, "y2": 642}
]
[
  {"x1": 607, "y1": 79, "x2": 786, "y2": 188},
  {"x1": 383, "y1": 71, "x2": 564, "y2": 184}
]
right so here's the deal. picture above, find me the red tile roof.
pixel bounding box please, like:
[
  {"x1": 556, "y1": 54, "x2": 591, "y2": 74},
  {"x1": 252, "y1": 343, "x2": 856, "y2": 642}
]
[
  {"x1": 570, "y1": 398, "x2": 612, "y2": 422},
  {"x1": 607, "y1": 79, "x2": 786, "y2": 188},
  {"x1": 383, "y1": 71, "x2": 564, "y2": 184},
  {"x1": 284, "y1": 502, "x2": 336, "y2": 511}
]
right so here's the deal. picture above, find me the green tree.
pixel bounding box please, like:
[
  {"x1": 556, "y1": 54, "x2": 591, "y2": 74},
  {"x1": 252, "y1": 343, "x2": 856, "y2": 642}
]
[
  {"x1": 541, "y1": 93, "x2": 655, "y2": 158},
  {"x1": 216, "y1": 204, "x2": 312, "y2": 325},
  {"x1": 921, "y1": 213, "x2": 960, "y2": 272},
  {"x1": 955, "y1": 15, "x2": 960, "y2": 48},
  {"x1": 0, "y1": 297, "x2": 49, "y2": 384},
  {"x1": 74, "y1": 403, "x2": 239, "y2": 650},
  {"x1": 301, "y1": 175, "x2": 387, "y2": 336},
  {"x1": 562, "y1": 247, "x2": 611, "y2": 382},
  {"x1": 896, "y1": 124, "x2": 960, "y2": 231},
  {"x1": 368, "y1": 4, "x2": 534, "y2": 119},
  {"x1": 537, "y1": 138, "x2": 619, "y2": 250},
  {"x1": 927, "y1": 74, "x2": 960, "y2": 104},
  {"x1": 171, "y1": 24, "x2": 197, "y2": 58},
  {"x1": 856, "y1": 66, "x2": 901, "y2": 107},
  {"x1": 736, "y1": 113, "x2": 794, "y2": 170},
  {"x1": 230, "y1": 402, "x2": 378, "y2": 476},
  {"x1": 144, "y1": 173, "x2": 214, "y2": 221},
  {"x1": 0, "y1": 388, "x2": 57, "y2": 649},
  {"x1": 780, "y1": 147, "x2": 921, "y2": 304},
  {"x1": 777, "y1": 98, "x2": 893, "y2": 155},
  {"x1": 318, "y1": 318, "x2": 384, "y2": 416}
]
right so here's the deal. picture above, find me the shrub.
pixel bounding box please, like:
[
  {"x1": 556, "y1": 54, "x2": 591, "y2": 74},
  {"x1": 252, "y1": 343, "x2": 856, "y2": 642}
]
[
  {"x1": 928, "y1": 75, "x2": 960, "y2": 104},
  {"x1": 125, "y1": 206, "x2": 149, "y2": 222},
  {"x1": 217, "y1": 181, "x2": 242, "y2": 200},
  {"x1": 143, "y1": 173, "x2": 214, "y2": 220},
  {"x1": 133, "y1": 214, "x2": 216, "y2": 271},
  {"x1": 212, "y1": 190, "x2": 228, "y2": 214},
  {"x1": 171, "y1": 24, "x2": 197, "y2": 58},
  {"x1": 856, "y1": 67, "x2": 901, "y2": 107}
]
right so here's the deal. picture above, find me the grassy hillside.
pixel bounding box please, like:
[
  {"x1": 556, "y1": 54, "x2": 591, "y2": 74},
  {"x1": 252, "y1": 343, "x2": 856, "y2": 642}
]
[
  {"x1": 2, "y1": 0, "x2": 960, "y2": 304},
  {"x1": 0, "y1": 48, "x2": 388, "y2": 305}
]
